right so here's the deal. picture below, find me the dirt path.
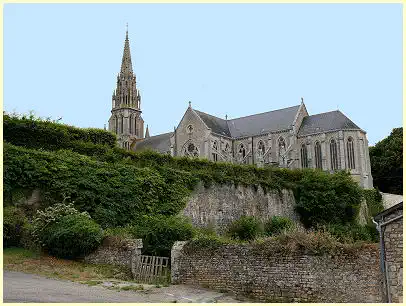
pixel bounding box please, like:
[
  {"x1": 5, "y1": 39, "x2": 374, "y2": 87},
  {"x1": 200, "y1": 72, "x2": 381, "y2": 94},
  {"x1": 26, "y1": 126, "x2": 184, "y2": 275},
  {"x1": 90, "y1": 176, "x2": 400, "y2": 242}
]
[{"x1": 3, "y1": 270, "x2": 240, "y2": 303}]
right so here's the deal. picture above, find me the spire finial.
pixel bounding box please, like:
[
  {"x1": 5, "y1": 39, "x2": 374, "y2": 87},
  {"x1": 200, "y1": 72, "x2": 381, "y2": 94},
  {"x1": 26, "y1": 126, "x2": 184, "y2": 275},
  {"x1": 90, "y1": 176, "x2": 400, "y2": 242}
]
[
  {"x1": 188, "y1": 101, "x2": 192, "y2": 108},
  {"x1": 301, "y1": 97, "x2": 304, "y2": 103},
  {"x1": 225, "y1": 114, "x2": 228, "y2": 120}
]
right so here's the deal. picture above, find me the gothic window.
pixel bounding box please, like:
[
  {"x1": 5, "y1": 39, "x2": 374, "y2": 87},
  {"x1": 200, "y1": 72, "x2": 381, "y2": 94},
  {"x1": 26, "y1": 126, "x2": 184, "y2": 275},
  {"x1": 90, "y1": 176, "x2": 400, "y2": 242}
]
[
  {"x1": 129, "y1": 115, "x2": 133, "y2": 134},
  {"x1": 314, "y1": 141, "x2": 322, "y2": 169},
  {"x1": 186, "y1": 124, "x2": 193, "y2": 134},
  {"x1": 184, "y1": 142, "x2": 199, "y2": 157},
  {"x1": 257, "y1": 140, "x2": 266, "y2": 156},
  {"x1": 278, "y1": 137, "x2": 286, "y2": 166},
  {"x1": 330, "y1": 138, "x2": 338, "y2": 170},
  {"x1": 212, "y1": 141, "x2": 218, "y2": 162},
  {"x1": 120, "y1": 115, "x2": 124, "y2": 134},
  {"x1": 224, "y1": 143, "x2": 230, "y2": 153},
  {"x1": 239, "y1": 143, "x2": 246, "y2": 159},
  {"x1": 301, "y1": 144, "x2": 308, "y2": 168},
  {"x1": 115, "y1": 116, "x2": 118, "y2": 134},
  {"x1": 347, "y1": 137, "x2": 355, "y2": 169}
]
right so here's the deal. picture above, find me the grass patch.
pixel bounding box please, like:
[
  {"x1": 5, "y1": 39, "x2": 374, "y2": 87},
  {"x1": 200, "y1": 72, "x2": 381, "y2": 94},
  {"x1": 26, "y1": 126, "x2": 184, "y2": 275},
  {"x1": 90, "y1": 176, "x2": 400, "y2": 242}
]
[
  {"x1": 120, "y1": 284, "x2": 144, "y2": 291},
  {"x1": 3, "y1": 247, "x2": 132, "y2": 282}
]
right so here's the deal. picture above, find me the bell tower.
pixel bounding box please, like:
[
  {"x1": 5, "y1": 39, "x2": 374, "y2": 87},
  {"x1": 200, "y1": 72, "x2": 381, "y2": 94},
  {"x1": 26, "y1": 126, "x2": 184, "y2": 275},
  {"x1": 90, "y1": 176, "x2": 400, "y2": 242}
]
[{"x1": 108, "y1": 25, "x2": 144, "y2": 150}]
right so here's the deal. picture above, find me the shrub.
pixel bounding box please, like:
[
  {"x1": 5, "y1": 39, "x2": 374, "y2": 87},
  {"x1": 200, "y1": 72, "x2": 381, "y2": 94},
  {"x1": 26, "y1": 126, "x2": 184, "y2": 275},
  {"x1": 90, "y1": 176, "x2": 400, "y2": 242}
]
[
  {"x1": 264, "y1": 216, "x2": 294, "y2": 236},
  {"x1": 32, "y1": 201, "x2": 91, "y2": 246},
  {"x1": 3, "y1": 206, "x2": 29, "y2": 248},
  {"x1": 363, "y1": 188, "x2": 384, "y2": 218},
  {"x1": 294, "y1": 170, "x2": 363, "y2": 228},
  {"x1": 321, "y1": 223, "x2": 378, "y2": 243},
  {"x1": 226, "y1": 216, "x2": 263, "y2": 241},
  {"x1": 41, "y1": 214, "x2": 103, "y2": 259},
  {"x1": 116, "y1": 215, "x2": 196, "y2": 257}
]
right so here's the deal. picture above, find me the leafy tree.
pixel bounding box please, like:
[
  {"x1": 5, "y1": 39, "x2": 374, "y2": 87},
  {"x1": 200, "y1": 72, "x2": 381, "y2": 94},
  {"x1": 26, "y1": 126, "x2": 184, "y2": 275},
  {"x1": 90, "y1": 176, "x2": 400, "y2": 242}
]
[{"x1": 369, "y1": 128, "x2": 403, "y2": 194}]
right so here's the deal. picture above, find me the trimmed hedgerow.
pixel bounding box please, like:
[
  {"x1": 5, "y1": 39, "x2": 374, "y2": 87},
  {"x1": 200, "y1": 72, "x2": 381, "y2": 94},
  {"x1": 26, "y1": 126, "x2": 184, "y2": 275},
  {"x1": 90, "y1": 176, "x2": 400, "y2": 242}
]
[
  {"x1": 4, "y1": 143, "x2": 197, "y2": 228},
  {"x1": 3, "y1": 113, "x2": 116, "y2": 150}
]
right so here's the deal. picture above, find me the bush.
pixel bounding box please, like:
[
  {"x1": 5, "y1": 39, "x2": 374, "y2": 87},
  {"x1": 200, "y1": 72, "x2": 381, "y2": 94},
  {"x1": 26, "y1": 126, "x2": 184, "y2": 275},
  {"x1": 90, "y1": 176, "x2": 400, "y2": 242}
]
[
  {"x1": 322, "y1": 223, "x2": 378, "y2": 243},
  {"x1": 3, "y1": 206, "x2": 29, "y2": 248},
  {"x1": 264, "y1": 216, "x2": 294, "y2": 236},
  {"x1": 363, "y1": 188, "x2": 384, "y2": 218},
  {"x1": 32, "y1": 201, "x2": 91, "y2": 246},
  {"x1": 226, "y1": 216, "x2": 263, "y2": 241},
  {"x1": 114, "y1": 215, "x2": 196, "y2": 257},
  {"x1": 294, "y1": 170, "x2": 363, "y2": 228},
  {"x1": 41, "y1": 214, "x2": 103, "y2": 259}
]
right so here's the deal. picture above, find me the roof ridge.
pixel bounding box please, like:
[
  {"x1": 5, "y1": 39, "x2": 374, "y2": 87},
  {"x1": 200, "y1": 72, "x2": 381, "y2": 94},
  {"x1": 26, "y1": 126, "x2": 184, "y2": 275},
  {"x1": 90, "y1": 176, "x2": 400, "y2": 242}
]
[
  {"x1": 228, "y1": 104, "x2": 300, "y2": 122},
  {"x1": 194, "y1": 109, "x2": 227, "y2": 122}
]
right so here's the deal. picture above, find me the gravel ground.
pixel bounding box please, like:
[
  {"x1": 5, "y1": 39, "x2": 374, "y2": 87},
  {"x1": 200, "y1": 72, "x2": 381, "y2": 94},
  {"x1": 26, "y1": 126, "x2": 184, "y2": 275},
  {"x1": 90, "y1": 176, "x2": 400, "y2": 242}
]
[{"x1": 3, "y1": 270, "x2": 240, "y2": 303}]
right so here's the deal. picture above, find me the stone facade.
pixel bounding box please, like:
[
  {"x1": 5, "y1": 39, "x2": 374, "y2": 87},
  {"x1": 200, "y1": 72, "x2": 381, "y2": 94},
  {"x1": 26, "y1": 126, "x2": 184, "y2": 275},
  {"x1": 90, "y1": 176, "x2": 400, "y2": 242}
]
[
  {"x1": 374, "y1": 202, "x2": 403, "y2": 303},
  {"x1": 84, "y1": 236, "x2": 143, "y2": 268},
  {"x1": 136, "y1": 101, "x2": 373, "y2": 189},
  {"x1": 183, "y1": 182, "x2": 297, "y2": 233},
  {"x1": 171, "y1": 241, "x2": 383, "y2": 302},
  {"x1": 108, "y1": 29, "x2": 145, "y2": 150}
]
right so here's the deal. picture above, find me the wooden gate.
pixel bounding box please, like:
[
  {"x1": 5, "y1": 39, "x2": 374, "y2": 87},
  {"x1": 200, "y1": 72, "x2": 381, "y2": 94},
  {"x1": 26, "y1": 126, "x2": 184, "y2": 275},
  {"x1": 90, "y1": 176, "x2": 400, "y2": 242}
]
[{"x1": 132, "y1": 255, "x2": 170, "y2": 284}]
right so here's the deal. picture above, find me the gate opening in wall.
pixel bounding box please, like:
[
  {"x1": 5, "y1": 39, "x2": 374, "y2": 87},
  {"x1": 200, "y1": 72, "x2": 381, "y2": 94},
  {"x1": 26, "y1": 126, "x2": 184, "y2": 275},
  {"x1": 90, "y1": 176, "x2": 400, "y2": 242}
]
[{"x1": 132, "y1": 255, "x2": 170, "y2": 284}]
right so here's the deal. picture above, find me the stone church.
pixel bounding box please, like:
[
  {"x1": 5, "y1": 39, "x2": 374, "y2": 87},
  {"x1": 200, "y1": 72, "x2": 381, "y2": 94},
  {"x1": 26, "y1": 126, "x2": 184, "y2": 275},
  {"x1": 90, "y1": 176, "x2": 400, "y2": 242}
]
[{"x1": 109, "y1": 29, "x2": 373, "y2": 189}]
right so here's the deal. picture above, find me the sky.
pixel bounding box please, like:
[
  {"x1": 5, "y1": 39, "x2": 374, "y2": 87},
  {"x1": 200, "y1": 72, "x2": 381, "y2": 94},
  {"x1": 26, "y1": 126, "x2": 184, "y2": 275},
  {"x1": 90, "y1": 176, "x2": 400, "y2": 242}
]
[{"x1": 4, "y1": 3, "x2": 403, "y2": 146}]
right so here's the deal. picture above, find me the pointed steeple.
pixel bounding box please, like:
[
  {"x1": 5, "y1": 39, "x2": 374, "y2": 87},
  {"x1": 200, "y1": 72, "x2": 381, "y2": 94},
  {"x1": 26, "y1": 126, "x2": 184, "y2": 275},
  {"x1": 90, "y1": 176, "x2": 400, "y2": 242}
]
[
  {"x1": 120, "y1": 24, "x2": 133, "y2": 75},
  {"x1": 145, "y1": 125, "x2": 150, "y2": 138}
]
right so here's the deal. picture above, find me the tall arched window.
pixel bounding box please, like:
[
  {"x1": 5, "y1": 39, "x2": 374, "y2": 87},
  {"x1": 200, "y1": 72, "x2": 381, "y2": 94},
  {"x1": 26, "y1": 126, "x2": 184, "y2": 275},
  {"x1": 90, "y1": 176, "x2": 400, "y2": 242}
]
[
  {"x1": 330, "y1": 138, "x2": 338, "y2": 170},
  {"x1": 115, "y1": 116, "x2": 118, "y2": 134},
  {"x1": 314, "y1": 141, "x2": 322, "y2": 169},
  {"x1": 278, "y1": 137, "x2": 286, "y2": 166},
  {"x1": 239, "y1": 143, "x2": 246, "y2": 162},
  {"x1": 347, "y1": 137, "x2": 355, "y2": 169},
  {"x1": 212, "y1": 141, "x2": 218, "y2": 162},
  {"x1": 300, "y1": 144, "x2": 308, "y2": 168},
  {"x1": 129, "y1": 115, "x2": 133, "y2": 134},
  {"x1": 257, "y1": 140, "x2": 266, "y2": 156},
  {"x1": 120, "y1": 115, "x2": 124, "y2": 134}
]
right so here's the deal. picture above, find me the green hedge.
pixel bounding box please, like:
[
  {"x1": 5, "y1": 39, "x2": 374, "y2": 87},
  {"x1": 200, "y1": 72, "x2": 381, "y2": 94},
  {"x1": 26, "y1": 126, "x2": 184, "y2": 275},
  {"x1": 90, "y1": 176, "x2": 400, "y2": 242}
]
[
  {"x1": 3, "y1": 114, "x2": 117, "y2": 150},
  {"x1": 4, "y1": 143, "x2": 197, "y2": 228},
  {"x1": 362, "y1": 188, "x2": 384, "y2": 218}
]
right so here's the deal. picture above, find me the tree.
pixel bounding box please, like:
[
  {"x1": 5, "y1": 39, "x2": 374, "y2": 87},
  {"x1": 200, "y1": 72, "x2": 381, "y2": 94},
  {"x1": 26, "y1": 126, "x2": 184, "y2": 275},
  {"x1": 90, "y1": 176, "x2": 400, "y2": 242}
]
[{"x1": 369, "y1": 128, "x2": 403, "y2": 195}]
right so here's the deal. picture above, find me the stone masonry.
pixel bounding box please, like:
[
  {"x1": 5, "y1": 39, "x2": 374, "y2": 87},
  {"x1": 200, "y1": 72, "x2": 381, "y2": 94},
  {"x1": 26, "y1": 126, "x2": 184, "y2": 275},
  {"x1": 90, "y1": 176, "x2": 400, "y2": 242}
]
[
  {"x1": 171, "y1": 241, "x2": 383, "y2": 302},
  {"x1": 84, "y1": 236, "x2": 143, "y2": 268}
]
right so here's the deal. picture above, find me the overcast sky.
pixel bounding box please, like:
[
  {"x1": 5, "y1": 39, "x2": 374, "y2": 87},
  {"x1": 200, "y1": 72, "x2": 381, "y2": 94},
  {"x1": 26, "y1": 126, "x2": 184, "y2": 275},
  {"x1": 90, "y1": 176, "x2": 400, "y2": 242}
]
[{"x1": 4, "y1": 3, "x2": 402, "y2": 145}]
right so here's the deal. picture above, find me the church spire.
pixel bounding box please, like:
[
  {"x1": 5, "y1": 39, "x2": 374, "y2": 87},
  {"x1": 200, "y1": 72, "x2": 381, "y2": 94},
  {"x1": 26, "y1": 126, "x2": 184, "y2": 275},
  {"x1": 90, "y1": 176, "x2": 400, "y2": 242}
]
[
  {"x1": 145, "y1": 125, "x2": 150, "y2": 138},
  {"x1": 120, "y1": 24, "x2": 133, "y2": 75}
]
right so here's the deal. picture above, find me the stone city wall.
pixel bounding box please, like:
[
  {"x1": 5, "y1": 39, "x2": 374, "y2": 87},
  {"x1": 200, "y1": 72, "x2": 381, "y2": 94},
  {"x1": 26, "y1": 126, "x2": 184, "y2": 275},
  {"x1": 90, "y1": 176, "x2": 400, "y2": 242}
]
[{"x1": 171, "y1": 241, "x2": 383, "y2": 303}]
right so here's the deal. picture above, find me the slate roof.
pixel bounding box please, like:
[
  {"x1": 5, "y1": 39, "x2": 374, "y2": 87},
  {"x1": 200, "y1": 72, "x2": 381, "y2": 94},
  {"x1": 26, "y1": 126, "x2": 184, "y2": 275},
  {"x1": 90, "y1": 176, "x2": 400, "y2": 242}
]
[
  {"x1": 135, "y1": 132, "x2": 173, "y2": 154},
  {"x1": 194, "y1": 110, "x2": 231, "y2": 137},
  {"x1": 195, "y1": 105, "x2": 301, "y2": 138},
  {"x1": 297, "y1": 110, "x2": 361, "y2": 137}
]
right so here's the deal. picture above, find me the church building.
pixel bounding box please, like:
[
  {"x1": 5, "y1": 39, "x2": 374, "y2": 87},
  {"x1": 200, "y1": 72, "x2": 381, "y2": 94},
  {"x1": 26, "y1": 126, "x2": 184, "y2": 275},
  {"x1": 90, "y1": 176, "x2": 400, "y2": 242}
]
[{"x1": 109, "y1": 29, "x2": 373, "y2": 189}]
